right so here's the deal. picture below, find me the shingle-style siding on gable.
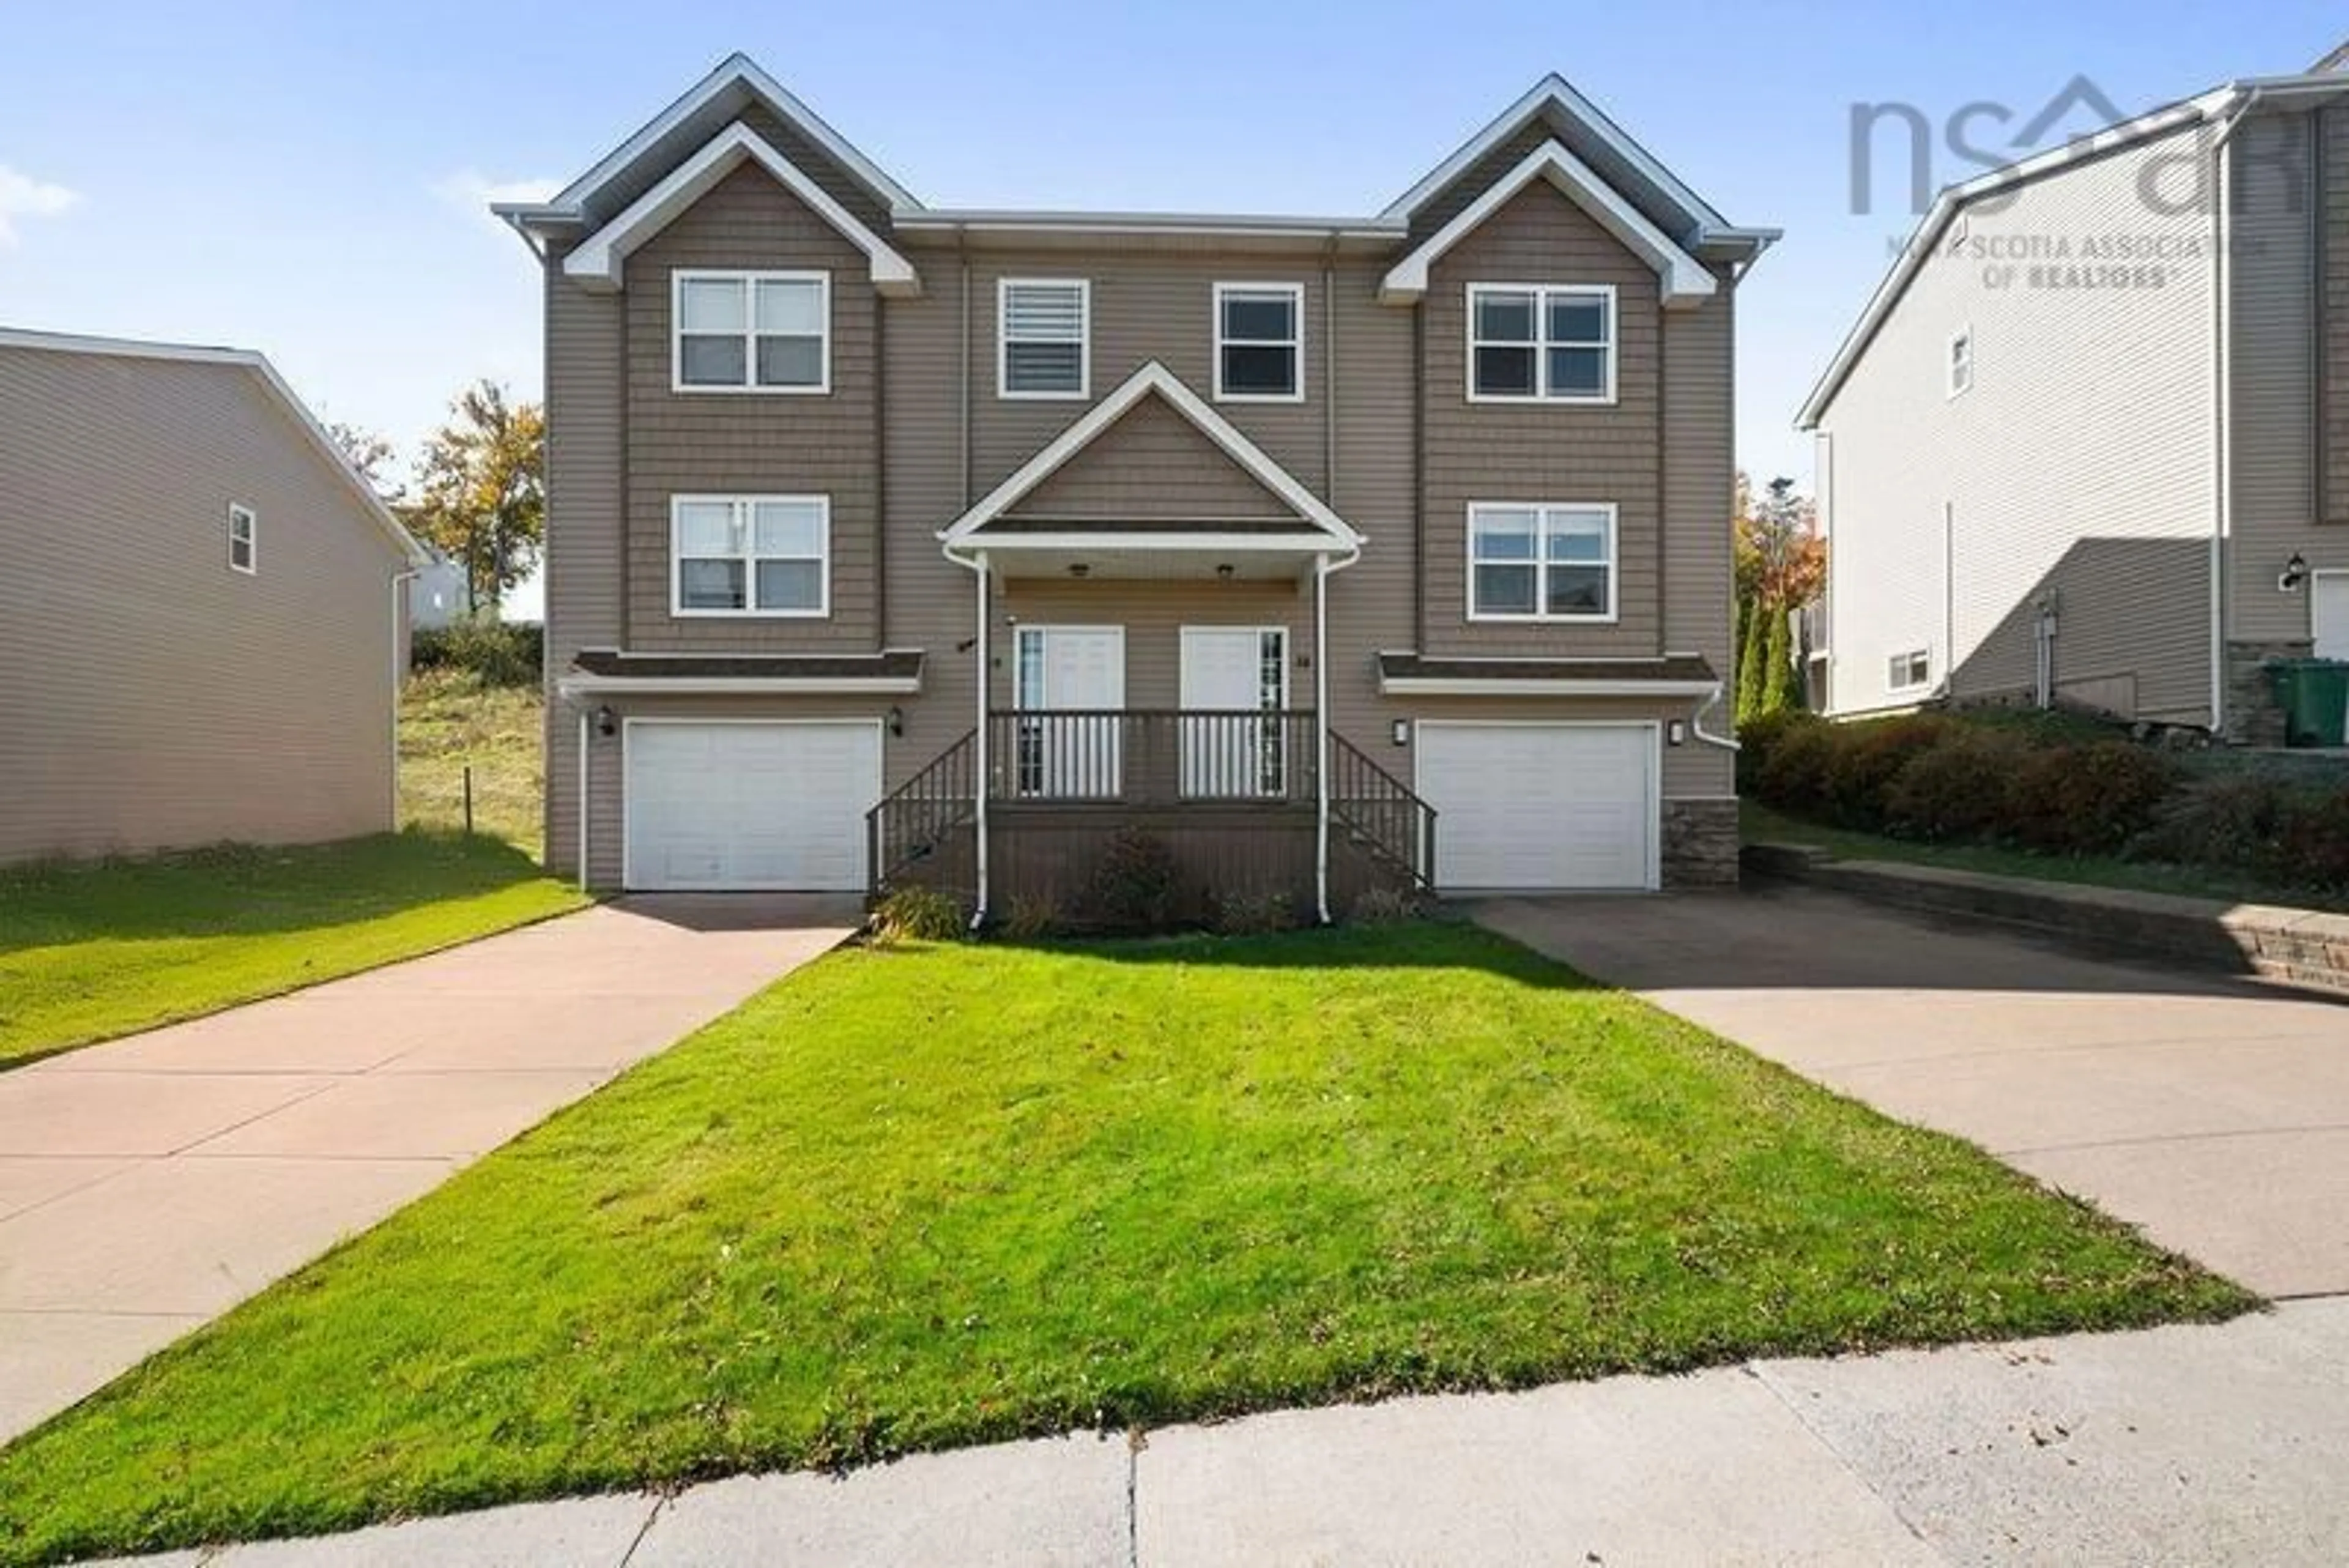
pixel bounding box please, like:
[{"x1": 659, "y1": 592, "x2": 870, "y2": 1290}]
[
  {"x1": 1814, "y1": 124, "x2": 2218, "y2": 724},
  {"x1": 0, "y1": 347, "x2": 406, "y2": 863},
  {"x1": 1008, "y1": 396, "x2": 1297, "y2": 522},
  {"x1": 623, "y1": 163, "x2": 880, "y2": 654},
  {"x1": 1420, "y1": 180, "x2": 1666, "y2": 658}
]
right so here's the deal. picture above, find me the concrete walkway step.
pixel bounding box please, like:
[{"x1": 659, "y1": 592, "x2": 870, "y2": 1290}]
[{"x1": 83, "y1": 1299, "x2": 2349, "y2": 1566}]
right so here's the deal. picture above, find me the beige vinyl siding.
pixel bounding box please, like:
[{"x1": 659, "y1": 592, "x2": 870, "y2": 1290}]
[
  {"x1": 1421, "y1": 180, "x2": 1664, "y2": 657},
  {"x1": 543, "y1": 236, "x2": 629, "y2": 883},
  {"x1": 2230, "y1": 110, "x2": 2347, "y2": 647},
  {"x1": 624, "y1": 163, "x2": 880, "y2": 653},
  {"x1": 1660, "y1": 273, "x2": 1737, "y2": 796},
  {"x1": 1814, "y1": 124, "x2": 2219, "y2": 724},
  {"x1": 0, "y1": 348, "x2": 404, "y2": 863}
]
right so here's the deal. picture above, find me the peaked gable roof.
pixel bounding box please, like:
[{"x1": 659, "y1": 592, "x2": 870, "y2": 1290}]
[
  {"x1": 939, "y1": 362, "x2": 1360, "y2": 549},
  {"x1": 0, "y1": 327, "x2": 422, "y2": 563},
  {"x1": 561, "y1": 122, "x2": 919, "y2": 295},
  {"x1": 1380, "y1": 139, "x2": 1718, "y2": 307},
  {"x1": 496, "y1": 53, "x2": 918, "y2": 248},
  {"x1": 1382, "y1": 75, "x2": 1772, "y2": 262}
]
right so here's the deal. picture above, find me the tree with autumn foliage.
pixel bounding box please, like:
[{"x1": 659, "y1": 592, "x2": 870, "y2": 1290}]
[
  {"x1": 406, "y1": 382, "x2": 545, "y2": 615},
  {"x1": 1734, "y1": 473, "x2": 1823, "y2": 721}
]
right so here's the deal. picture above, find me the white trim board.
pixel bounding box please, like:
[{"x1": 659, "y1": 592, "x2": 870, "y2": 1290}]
[
  {"x1": 937, "y1": 361, "x2": 1361, "y2": 551},
  {"x1": 1382, "y1": 141, "x2": 1715, "y2": 307},
  {"x1": 563, "y1": 122, "x2": 919, "y2": 296}
]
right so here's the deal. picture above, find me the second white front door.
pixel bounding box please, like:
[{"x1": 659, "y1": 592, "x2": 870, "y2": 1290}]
[
  {"x1": 1179, "y1": 626, "x2": 1288, "y2": 798},
  {"x1": 1015, "y1": 625, "x2": 1125, "y2": 797}
]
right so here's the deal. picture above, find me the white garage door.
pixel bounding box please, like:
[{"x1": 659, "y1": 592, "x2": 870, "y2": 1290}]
[
  {"x1": 1415, "y1": 723, "x2": 1658, "y2": 891},
  {"x1": 625, "y1": 722, "x2": 881, "y2": 891}
]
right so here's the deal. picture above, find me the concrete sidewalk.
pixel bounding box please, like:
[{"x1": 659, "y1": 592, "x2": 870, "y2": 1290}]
[
  {"x1": 0, "y1": 895, "x2": 855, "y2": 1442},
  {"x1": 1475, "y1": 886, "x2": 2349, "y2": 1299},
  {"x1": 91, "y1": 1299, "x2": 2349, "y2": 1566}
]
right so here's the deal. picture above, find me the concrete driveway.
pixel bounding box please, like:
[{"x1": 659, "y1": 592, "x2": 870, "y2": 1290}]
[
  {"x1": 0, "y1": 894, "x2": 857, "y2": 1441},
  {"x1": 1475, "y1": 885, "x2": 2349, "y2": 1299}
]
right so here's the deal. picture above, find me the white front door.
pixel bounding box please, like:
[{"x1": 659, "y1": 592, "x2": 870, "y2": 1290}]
[
  {"x1": 1015, "y1": 626, "x2": 1126, "y2": 797},
  {"x1": 1179, "y1": 626, "x2": 1288, "y2": 797},
  {"x1": 1414, "y1": 722, "x2": 1658, "y2": 891},
  {"x1": 2314, "y1": 571, "x2": 2349, "y2": 661},
  {"x1": 624, "y1": 721, "x2": 881, "y2": 891}
]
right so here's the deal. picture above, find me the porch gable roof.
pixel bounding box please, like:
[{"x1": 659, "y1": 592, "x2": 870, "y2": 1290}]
[{"x1": 937, "y1": 362, "x2": 1361, "y2": 553}]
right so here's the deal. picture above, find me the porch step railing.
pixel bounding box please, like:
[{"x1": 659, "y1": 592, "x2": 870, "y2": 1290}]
[
  {"x1": 866, "y1": 727, "x2": 977, "y2": 893},
  {"x1": 985, "y1": 710, "x2": 1318, "y2": 806},
  {"x1": 1328, "y1": 732, "x2": 1438, "y2": 891}
]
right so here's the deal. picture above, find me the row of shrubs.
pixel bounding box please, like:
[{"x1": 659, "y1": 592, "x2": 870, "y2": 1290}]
[
  {"x1": 1740, "y1": 711, "x2": 2349, "y2": 893},
  {"x1": 871, "y1": 828, "x2": 1424, "y2": 942},
  {"x1": 409, "y1": 620, "x2": 544, "y2": 689}
]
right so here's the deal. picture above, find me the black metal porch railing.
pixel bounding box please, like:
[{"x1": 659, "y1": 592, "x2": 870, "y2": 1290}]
[
  {"x1": 1328, "y1": 731, "x2": 1437, "y2": 891},
  {"x1": 866, "y1": 727, "x2": 978, "y2": 891},
  {"x1": 985, "y1": 709, "x2": 1319, "y2": 806}
]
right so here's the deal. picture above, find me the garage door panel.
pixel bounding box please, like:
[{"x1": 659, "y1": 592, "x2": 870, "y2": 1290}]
[
  {"x1": 1417, "y1": 723, "x2": 1655, "y2": 891},
  {"x1": 626, "y1": 723, "x2": 880, "y2": 892}
]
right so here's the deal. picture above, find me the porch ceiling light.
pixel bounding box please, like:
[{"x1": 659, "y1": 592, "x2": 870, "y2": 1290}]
[
  {"x1": 1216, "y1": 562, "x2": 1235, "y2": 580},
  {"x1": 1067, "y1": 562, "x2": 1090, "y2": 579}
]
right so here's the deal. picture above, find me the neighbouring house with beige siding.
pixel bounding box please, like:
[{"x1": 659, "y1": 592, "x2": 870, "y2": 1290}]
[
  {"x1": 501, "y1": 56, "x2": 1773, "y2": 913},
  {"x1": 0, "y1": 330, "x2": 425, "y2": 863},
  {"x1": 1801, "y1": 63, "x2": 2349, "y2": 743}
]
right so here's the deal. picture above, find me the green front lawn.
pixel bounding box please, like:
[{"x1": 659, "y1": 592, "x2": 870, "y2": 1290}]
[
  {"x1": 0, "y1": 924, "x2": 2249, "y2": 1564},
  {"x1": 0, "y1": 833, "x2": 586, "y2": 1069}
]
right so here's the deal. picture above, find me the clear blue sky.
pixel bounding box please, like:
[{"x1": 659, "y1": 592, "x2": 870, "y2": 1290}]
[{"x1": 6, "y1": 0, "x2": 2344, "y2": 615}]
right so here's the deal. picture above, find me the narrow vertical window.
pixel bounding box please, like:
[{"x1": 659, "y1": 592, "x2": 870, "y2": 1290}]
[{"x1": 227, "y1": 503, "x2": 256, "y2": 574}]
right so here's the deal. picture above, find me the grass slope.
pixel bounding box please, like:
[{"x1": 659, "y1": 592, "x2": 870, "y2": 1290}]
[
  {"x1": 1743, "y1": 801, "x2": 2349, "y2": 913},
  {"x1": 399, "y1": 671, "x2": 546, "y2": 853},
  {"x1": 0, "y1": 834, "x2": 586, "y2": 1069},
  {"x1": 0, "y1": 924, "x2": 2250, "y2": 1564}
]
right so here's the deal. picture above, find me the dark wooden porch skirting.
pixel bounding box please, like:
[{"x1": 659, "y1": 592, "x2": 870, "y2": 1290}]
[
  {"x1": 1744, "y1": 842, "x2": 2349, "y2": 997},
  {"x1": 888, "y1": 805, "x2": 1405, "y2": 923}
]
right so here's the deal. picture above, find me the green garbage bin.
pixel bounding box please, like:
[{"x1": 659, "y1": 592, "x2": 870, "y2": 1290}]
[{"x1": 2269, "y1": 659, "x2": 2349, "y2": 748}]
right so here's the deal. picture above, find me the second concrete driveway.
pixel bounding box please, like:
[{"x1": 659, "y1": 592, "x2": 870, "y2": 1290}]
[
  {"x1": 0, "y1": 894, "x2": 857, "y2": 1442},
  {"x1": 1476, "y1": 886, "x2": 2349, "y2": 1299}
]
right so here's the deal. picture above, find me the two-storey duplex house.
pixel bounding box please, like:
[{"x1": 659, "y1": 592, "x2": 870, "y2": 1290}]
[
  {"x1": 499, "y1": 56, "x2": 1772, "y2": 917},
  {"x1": 1800, "y1": 61, "x2": 2349, "y2": 744}
]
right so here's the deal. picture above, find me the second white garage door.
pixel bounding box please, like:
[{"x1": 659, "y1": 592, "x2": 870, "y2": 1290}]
[
  {"x1": 624, "y1": 721, "x2": 881, "y2": 891},
  {"x1": 1414, "y1": 722, "x2": 1658, "y2": 891}
]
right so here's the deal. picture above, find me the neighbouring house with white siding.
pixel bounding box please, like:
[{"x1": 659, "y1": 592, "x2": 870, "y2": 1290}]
[
  {"x1": 0, "y1": 329, "x2": 426, "y2": 863},
  {"x1": 1799, "y1": 65, "x2": 2349, "y2": 743}
]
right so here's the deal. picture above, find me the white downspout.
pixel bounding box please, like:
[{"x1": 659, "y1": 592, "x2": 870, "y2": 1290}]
[
  {"x1": 390, "y1": 568, "x2": 418, "y2": 831},
  {"x1": 2210, "y1": 91, "x2": 2253, "y2": 734},
  {"x1": 576, "y1": 708, "x2": 590, "y2": 889},
  {"x1": 1313, "y1": 544, "x2": 1362, "y2": 923},
  {"x1": 1690, "y1": 683, "x2": 1739, "y2": 749},
  {"x1": 946, "y1": 546, "x2": 992, "y2": 929}
]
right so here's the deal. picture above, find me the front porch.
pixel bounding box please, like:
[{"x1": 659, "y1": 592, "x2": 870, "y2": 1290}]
[{"x1": 868, "y1": 708, "x2": 1436, "y2": 924}]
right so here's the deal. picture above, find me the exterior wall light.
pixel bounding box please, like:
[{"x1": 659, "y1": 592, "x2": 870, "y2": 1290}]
[
  {"x1": 887, "y1": 705, "x2": 905, "y2": 738},
  {"x1": 1667, "y1": 719, "x2": 1688, "y2": 746},
  {"x1": 1390, "y1": 719, "x2": 1410, "y2": 746},
  {"x1": 2281, "y1": 552, "x2": 2310, "y2": 592},
  {"x1": 593, "y1": 705, "x2": 617, "y2": 738}
]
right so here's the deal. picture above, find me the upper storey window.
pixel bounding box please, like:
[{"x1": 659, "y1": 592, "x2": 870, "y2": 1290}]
[
  {"x1": 1214, "y1": 283, "x2": 1303, "y2": 402},
  {"x1": 1468, "y1": 283, "x2": 1615, "y2": 404},
  {"x1": 1000, "y1": 279, "x2": 1090, "y2": 399},
  {"x1": 673, "y1": 270, "x2": 830, "y2": 393}
]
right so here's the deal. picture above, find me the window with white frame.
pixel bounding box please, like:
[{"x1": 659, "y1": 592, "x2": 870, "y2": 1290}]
[
  {"x1": 1946, "y1": 328, "x2": 1973, "y2": 398},
  {"x1": 671, "y1": 496, "x2": 829, "y2": 616},
  {"x1": 673, "y1": 271, "x2": 829, "y2": 392},
  {"x1": 1214, "y1": 283, "x2": 1302, "y2": 401},
  {"x1": 1887, "y1": 647, "x2": 1932, "y2": 690},
  {"x1": 1468, "y1": 284, "x2": 1615, "y2": 402},
  {"x1": 1000, "y1": 278, "x2": 1089, "y2": 398},
  {"x1": 1467, "y1": 503, "x2": 1616, "y2": 620},
  {"x1": 227, "y1": 503, "x2": 256, "y2": 574}
]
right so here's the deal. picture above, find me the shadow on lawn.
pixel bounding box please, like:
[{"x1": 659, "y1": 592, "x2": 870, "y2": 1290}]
[
  {"x1": 0, "y1": 830, "x2": 554, "y2": 951},
  {"x1": 975, "y1": 918, "x2": 1604, "y2": 990}
]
